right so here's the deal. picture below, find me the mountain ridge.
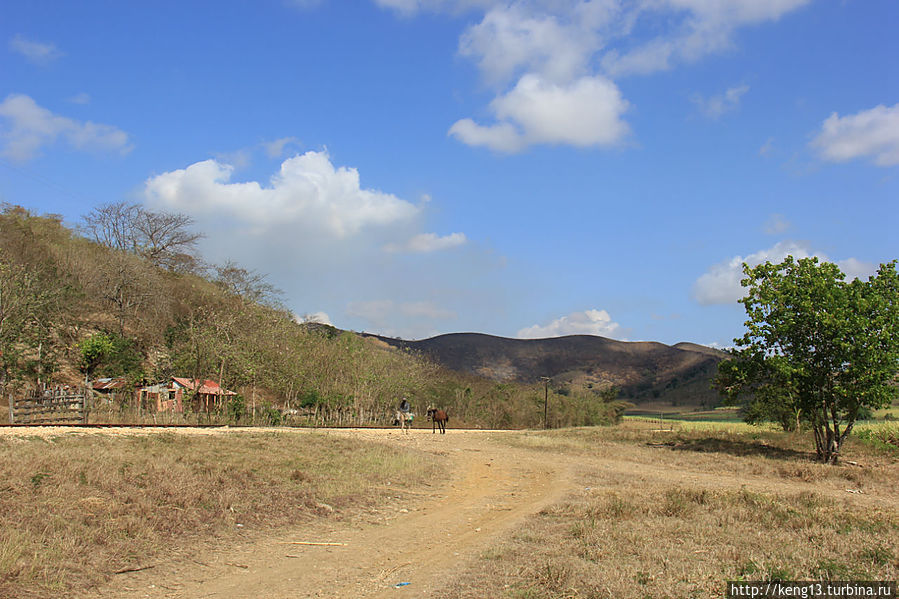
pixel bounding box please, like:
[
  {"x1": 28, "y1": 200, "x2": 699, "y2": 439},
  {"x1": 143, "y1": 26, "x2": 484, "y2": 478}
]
[{"x1": 367, "y1": 332, "x2": 726, "y2": 408}]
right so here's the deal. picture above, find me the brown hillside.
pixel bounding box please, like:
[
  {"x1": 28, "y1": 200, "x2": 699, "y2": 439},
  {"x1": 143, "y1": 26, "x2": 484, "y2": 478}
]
[
  {"x1": 371, "y1": 333, "x2": 724, "y2": 408},
  {"x1": 673, "y1": 341, "x2": 728, "y2": 358}
]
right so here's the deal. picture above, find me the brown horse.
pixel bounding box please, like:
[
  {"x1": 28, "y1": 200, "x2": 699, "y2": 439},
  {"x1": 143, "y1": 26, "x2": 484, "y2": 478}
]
[{"x1": 426, "y1": 407, "x2": 448, "y2": 434}]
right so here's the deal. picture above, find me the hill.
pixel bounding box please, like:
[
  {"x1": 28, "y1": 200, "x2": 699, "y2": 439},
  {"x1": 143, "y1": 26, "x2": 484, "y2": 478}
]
[
  {"x1": 371, "y1": 333, "x2": 726, "y2": 409},
  {"x1": 0, "y1": 205, "x2": 436, "y2": 426}
]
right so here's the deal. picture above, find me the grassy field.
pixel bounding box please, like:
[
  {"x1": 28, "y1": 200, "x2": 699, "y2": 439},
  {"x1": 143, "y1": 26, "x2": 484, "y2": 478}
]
[
  {"x1": 0, "y1": 429, "x2": 443, "y2": 598},
  {"x1": 628, "y1": 400, "x2": 899, "y2": 425},
  {"x1": 439, "y1": 421, "x2": 899, "y2": 599},
  {"x1": 625, "y1": 413, "x2": 899, "y2": 449},
  {"x1": 625, "y1": 407, "x2": 745, "y2": 422},
  {"x1": 872, "y1": 406, "x2": 899, "y2": 421},
  {"x1": 2, "y1": 419, "x2": 897, "y2": 598},
  {"x1": 624, "y1": 415, "x2": 776, "y2": 431}
]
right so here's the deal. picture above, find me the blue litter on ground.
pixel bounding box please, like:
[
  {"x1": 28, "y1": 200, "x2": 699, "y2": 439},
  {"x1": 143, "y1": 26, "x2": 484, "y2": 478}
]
[{"x1": 394, "y1": 582, "x2": 411, "y2": 588}]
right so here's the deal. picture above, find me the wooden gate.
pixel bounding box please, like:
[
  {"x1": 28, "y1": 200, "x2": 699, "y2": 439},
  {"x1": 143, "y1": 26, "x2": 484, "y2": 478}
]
[{"x1": 8, "y1": 388, "x2": 87, "y2": 425}]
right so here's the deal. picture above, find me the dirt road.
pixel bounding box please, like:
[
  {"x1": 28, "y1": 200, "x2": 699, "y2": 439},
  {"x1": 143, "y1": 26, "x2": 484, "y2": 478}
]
[
  {"x1": 91, "y1": 428, "x2": 574, "y2": 599},
  {"x1": 74, "y1": 426, "x2": 896, "y2": 598}
]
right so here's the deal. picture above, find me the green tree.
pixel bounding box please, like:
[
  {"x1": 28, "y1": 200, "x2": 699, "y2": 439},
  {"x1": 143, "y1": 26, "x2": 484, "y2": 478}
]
[
  {"x1": 717, "y1": 257, "x2": 899, "y2": 463},
  {"x1": 227, "y1": 394, "x2": 246, "y2": 423},
  {"x1": 79, "y1": 333, "x2": 114, "y2": 384},
  {"x1": 102, "y1": 333, "x2": 144, "y2": 378},
  {"x1": 715, "y1": 351, "x2": 802, "y2": 431}
]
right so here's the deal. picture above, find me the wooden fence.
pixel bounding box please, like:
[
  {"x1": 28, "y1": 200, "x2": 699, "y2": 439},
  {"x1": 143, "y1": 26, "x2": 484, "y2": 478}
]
[{"x1": 8, "y1": 388, "x2": 87, "y2": 425}]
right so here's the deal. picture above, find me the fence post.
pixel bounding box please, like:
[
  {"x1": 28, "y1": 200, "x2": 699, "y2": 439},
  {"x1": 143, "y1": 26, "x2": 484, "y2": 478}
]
[
  {"x1": 8, "y1": 393, "x2": 13, "y2": 424},
  {"x1": 81, "y1": 389, "x2": 89, "y2": 425}
]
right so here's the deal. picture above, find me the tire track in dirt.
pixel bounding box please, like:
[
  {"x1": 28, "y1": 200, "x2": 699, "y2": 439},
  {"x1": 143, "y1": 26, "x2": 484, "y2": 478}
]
[{"x1": 92, "y1": 429, "x2": 573, "y2": 599}]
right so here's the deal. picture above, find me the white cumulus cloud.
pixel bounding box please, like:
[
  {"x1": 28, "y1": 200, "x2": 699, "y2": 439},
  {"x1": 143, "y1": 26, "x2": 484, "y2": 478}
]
[
  {"x1": 144, "y1": 151, "x2": 420, "y2": 238},
  {"x1": 449, "y1": 73, "x2": 630, "y2": 152},
  {"x1": 810, "y1": 103, "x2": 899, "y2": 167},
  {"x1": 836, "y1": 257, "x2": 876, "y2": 282},
  {"x1": 458, "y1": 4, "x2": 600, "y2": 86},
  {"x1": 407, "y1": 0, "x2": 808, "y2": 152},
  {"x1": 141, "y1": 149, "x2": 484, "y2": 341},
  {"x1": 384, "y1": 232, "x2": 467, "y2": 253},
  {"x1": 693, "y1": 241, "x2": 877, "y2": 306},
  {"x1": 296, "y1": 311, "x2": 332, "y2": 325},
  {"x1": 0, "y1": 93, "x2": 131, "y2": 161},
  {"x1": 517, "y1": 309, "x2": 621, "y2": 339}
]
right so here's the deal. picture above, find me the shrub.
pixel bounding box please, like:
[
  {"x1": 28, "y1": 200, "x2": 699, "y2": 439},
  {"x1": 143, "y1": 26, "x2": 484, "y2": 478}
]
[
  {"x1": 258, "y1": 403, "x2": 283, "y2": 426},
  {"x1": 79, "y1": 333, "x2": 114, "y2": 379},
  {"x1": 227, "y1": 394, "x2": 246, "y2": 423}
]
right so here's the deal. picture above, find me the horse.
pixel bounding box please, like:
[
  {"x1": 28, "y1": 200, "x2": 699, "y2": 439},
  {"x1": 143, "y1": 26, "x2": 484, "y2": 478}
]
[
  {"x1": 426, "y1": 407, "x2": 448, "y2": 434},
  {"x1": 393, "y1": 410, "x2": 414, "y2": 434}
]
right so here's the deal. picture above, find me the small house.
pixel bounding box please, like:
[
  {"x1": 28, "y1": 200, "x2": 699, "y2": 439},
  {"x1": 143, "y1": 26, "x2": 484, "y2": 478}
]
[
  {"x1": 139, "y1": 377, "x2": 236, "y2": 413},
  {"x1": 91, "y1": 377, "x2": 129, "y2": 406}
]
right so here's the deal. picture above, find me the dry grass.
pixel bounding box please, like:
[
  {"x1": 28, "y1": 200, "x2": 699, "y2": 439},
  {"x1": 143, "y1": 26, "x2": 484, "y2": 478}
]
[
  {"x1": 436, "y1": 424, "x2": 899, "y2": 599},
  {"x1": 508, "y1": 422, "x2": 899, "y2": 495},
  {"x1": 439, "y1": 483, "x2": 898, "y2": 599},
  {"x1": 0, "y1": 430, "x2": 442, "y2": 598},
  {"x1": 623, "y1": 416, "x2": 781, "y2": 433}
]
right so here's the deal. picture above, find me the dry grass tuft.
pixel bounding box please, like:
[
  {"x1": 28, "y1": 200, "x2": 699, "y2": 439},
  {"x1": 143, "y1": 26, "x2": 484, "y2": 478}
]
[{"x1": 0, "y1": 430, "x2": 441, "y2": 598}]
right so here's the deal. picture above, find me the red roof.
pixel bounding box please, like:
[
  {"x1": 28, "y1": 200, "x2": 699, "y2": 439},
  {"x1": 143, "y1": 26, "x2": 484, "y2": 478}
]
[{"x1": 171, "y1": 377, "x2": 236, "y2": 395}]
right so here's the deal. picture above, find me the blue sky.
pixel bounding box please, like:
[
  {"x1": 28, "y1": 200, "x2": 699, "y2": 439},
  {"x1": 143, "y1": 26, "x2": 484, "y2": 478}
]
[{"x1": 2, "y1": 0, "x2": 897, "y2": 346}]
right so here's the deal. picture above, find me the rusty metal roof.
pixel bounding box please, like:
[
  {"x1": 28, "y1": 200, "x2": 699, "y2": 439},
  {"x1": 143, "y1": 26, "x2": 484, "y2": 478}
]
[
  {"x1": 92, "y1": 377, "x2": 127, "y2": 391},
  {"x1": 171, "y1": 377, "x2": 236, "y2": 395}
]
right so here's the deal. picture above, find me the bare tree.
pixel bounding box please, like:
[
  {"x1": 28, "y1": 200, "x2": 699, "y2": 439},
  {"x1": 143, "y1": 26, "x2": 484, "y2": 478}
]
[
  {"x1": 82, "y1": 202, "x2": 139, "y2": 252},
  {"x1": 92, "y1": 252, "x2": 155, "y2": 335},
  {"x1": 82, "y1": 202, "x2": 203, "y2": 271},
  {"x1": 132, "y1": 209, "x2": 203, "y2": 270},
  {"x1": 213, "y1": 261, "x2": 283, "y2": 306}
]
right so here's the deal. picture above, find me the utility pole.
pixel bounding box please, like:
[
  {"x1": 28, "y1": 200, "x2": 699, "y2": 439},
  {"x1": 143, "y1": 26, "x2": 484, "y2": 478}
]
[{"x1": 540, "y1": 376, "x2": 551, "y2": 429}]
